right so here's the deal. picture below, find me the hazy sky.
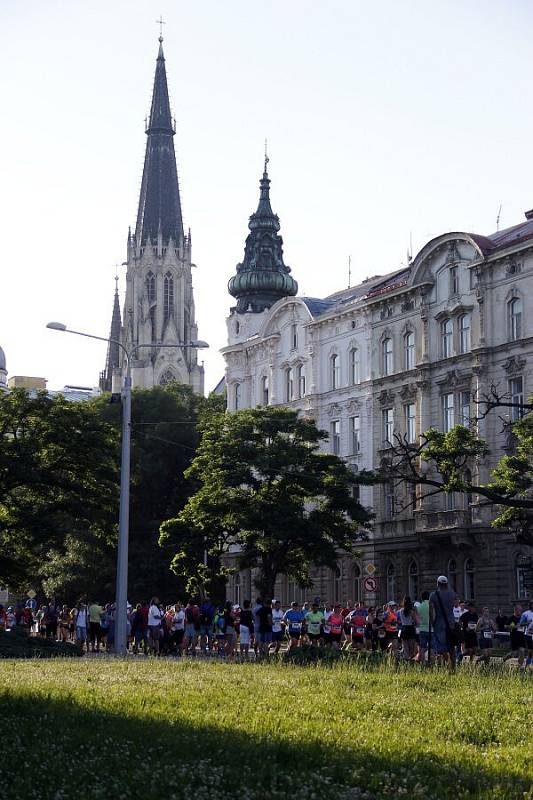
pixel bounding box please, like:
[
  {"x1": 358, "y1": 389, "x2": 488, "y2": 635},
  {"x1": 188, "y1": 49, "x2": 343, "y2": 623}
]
[{"x1": 1, "y1": 0, "x2": 533, "y2": 390}]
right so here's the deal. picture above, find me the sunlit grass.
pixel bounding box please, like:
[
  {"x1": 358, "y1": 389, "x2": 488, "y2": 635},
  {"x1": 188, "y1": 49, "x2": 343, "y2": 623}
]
[{"x1": 0, "y1": 659, "x2": 531, "y2": 799}]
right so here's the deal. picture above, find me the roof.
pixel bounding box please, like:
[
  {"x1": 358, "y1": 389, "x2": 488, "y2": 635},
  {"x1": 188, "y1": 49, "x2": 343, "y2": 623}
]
[
  {"x1": 469, "y1": 217, "x2": 533, "y2": 256},
  {"x1": 301, "y1": 268, "x2": 410, "y2": 320}
]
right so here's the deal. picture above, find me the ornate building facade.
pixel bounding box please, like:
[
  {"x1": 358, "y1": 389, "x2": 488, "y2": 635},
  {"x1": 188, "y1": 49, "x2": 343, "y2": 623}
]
[
  {"x1": 223, "y1": 174, "x2": 533, "y2": 609},
  {"x1": 101, "y1": 37, "x2": 204, "y2": 393}
]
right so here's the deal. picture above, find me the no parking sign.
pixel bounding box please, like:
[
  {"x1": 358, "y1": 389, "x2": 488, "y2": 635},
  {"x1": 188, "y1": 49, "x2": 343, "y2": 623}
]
[{"x1": 363, "y1": 576, "x2": 378, "y2": 592}]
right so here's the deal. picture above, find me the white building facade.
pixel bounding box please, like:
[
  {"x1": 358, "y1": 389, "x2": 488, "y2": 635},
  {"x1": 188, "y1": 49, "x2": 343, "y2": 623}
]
[{"x1": 223, "y1": 179, "x2": 533, "y2": 608}]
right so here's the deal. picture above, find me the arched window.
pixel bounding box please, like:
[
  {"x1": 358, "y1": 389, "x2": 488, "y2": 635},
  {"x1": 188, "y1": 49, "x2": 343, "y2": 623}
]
[
  {"x1": 350, "y1": 348, "x2": 361, "y2": 384},
  {"x1": 516, "y1": 556, "x2": 530, "y2": 599},
  {"x1": 330, "y1": 354, "x2": 340, "y2": 389},
  {"x1": 459, "y1": 314, "x2": 471, "y2": 354},
  {"x1": 234, "y1": 573, "x2": 241, "y2": 605},
  {"x1": 353, "y1": 563, "x2": 361, "y2": 602},
  {"x1": 297, "y1": 365, "x2": 306, "y2": 398},
  {"x1": 404, "y1": 332, "x2": 415, "y2": 370},
  {"x1": 285, "y1": 367, "x2": 294, "y2": 401},
  {"x1": 145, "y1": 271, "x2": 156, "y2": 303},
  {"x1": 382, "y1": 338, "x2": 393, "y2": 376},
  {"x1": 163, "y1": 272, "x2": 174, "y2": 322},
  {"x1": 159, "y1": 369, "x2": 176, "y2": 385},
  {"x1": 508, "y1": 297, "x2": 522, "y2": 341},
  {"x1": 386, "y1": 563, "x2": 396, "y2": 601},
  {"x1": 441, "y1": 319, "x2": 453, "y2": 358},
  {"x1": 448, "y1": 558, "x2": 457, "y2": 593},
  {"x1": 464, "y1": 558, "x2": 475, "y2": 600},
  {"x1": 261, "y1": 375, "x2": 269, "y2": 406},
  {"x1": 234, "y1": 383, "x2": 241, "y2": 410},
  {"x1": 408, "y1": 560, "x2": 419, "y2": 600}
]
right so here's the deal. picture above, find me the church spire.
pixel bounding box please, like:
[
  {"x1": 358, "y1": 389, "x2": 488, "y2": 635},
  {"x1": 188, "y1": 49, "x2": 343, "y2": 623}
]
[
  {"x1": 134, "y1": 36, "x2": 184, "y2": 247},
  {"x1": 228, "y1": 154, "x2": 298, "y2": 313},
  {"x1": 99, "y1": 277, "x2": 122, "y2": 392}
]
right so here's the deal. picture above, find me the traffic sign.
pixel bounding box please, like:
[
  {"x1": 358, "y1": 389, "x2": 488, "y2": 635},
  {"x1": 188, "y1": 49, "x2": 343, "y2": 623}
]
[
  {"x1": 364, "y1": 576, "x2": 378, "y2": 592},
  {"x1": 365, "y1": 563, "x2": 377, "y2": 576},
  {"x1": 27, "y1": 589, "x2": 36, "y2": 599}
]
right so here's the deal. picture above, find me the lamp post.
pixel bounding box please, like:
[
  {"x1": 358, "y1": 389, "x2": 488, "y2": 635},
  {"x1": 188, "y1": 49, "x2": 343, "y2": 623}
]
[{"x1": 46, "y1": 322, "x2": 208, "y2": 655}]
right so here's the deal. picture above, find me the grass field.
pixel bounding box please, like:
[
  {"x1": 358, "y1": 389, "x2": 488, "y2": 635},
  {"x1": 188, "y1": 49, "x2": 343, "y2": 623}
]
[{"x1": 0, "y1": 660, "x2": 531, "y2": 800}]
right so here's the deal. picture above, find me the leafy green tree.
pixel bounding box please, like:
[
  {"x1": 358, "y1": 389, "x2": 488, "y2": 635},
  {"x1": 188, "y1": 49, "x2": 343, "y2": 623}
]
[
  {"x1": 376, "y1": 392, "x2": 533, "y2": 546},
  {"x1": 0, "y1": 389, "x2": 119, "y2": 592},
  {"x1": 162, "y1": 406, "x2": 371, "y2": 601}
]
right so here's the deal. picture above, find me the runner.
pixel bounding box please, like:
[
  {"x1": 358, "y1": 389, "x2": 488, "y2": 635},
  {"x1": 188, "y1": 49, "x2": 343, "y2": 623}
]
[
  {"x1": 328, "y1": 604, "x2": 344, "y2": 650},
  {"x1": 348, "y1": 603, "x2": 367, "y2": 651},
  {"x1": 398, "y1": 596, "x2": 418, "y2": 661},
  {"x1": 147, "y1": 597, "x2": 162, "y2": 656},
  {"x1": 88, "y1": 600, "x2": 103, "y2": 653},
  {"x1": 284, "y1": 602, "x2": 305, "y2": 650},
  {"x1": 257, "y1": 599, "x2": 273, "y2": 657},
  {"x1": 199, "y1": 596, "x2": 215, "y2": 653},
  {"x1": 238, "y1": 600, "x2": 254, "y2": 659},
  {"x1": 252, "y1": 597, "x2": 263, "y2": 655},
  {"x1": 429, "y1": 576, "x2": 458, "y2": 669},
  {"x1": 504, "y1": 605, "x2": 526, "y2": 666},
  {"x1": 460, "y1": 601, "x2": 478, "y2": 661},
  {"x1": 304, "y1": 602, "x2": 324, "y2": 647},
  {"x1": 171, "y1": 602, "x2": 185, "y2": 656},
  {"x1": 519, "y1": 600, "x2": 533, "y2": 668},
  {"x1": 416, "y1": 591, "x2": 430, "y2": 663},
  {"x1": 271, "y1": 600, "x2": 285, "y2": 654},
  {"x1": 383, "y1": 601, "x2": 399, "y2": 657},
  {"x1": 475, "y1": 607, "x2": 497, "y2": 664},
  {"x1": 183, "y1": 598, "x2": 200, "y2": 655}
]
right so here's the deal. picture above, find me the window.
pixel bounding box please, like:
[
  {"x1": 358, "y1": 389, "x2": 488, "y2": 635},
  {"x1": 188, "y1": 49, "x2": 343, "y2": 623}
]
[
  {"x1": 404, "y1": 332, "x2": 415, "y2": 370},
  {"x1": 408, "y1": 561, "x2": 419, "y2": 600},
  {"x1": 234, "y1": 573, "x2": 241, "y2": 605},
  {"x1": 145, "y1": 271, "x2": 156, "y2": 302},
  {"x1": 285, "y1": 368, "x2": 294, "y2": 402},
  {"x1": 333, "y1": 565, "x2": 342, "y2": 603},
  {"x1": 330, "y1": 354, "x2": 340, "y2": 389},
  {"x1": 508, "y1": 297, "x2": 522, "y2": 341},
  {"x1": 291, "y1": 323, "x2": 298, "y2": 350},
  {"x1": 163, "y1": 272, "x2": 174, "y2": 322},
  {"x1": 330, "y1": 420, "x2": 340, "y2": 455},
  {"x1": 386, "y1": 563, "x2": 396, "y2": 600},
  {"x1": 445, "y1": 492, "x2": 456, "y2": 511},
  {"x1": 448, "y1": 559, "x2": 457, "y2": 593},
  {"x1": 384, "y1": 482, "x2": 395, "y2": 520},
  {"x1": 261, "y1": 375, "x2": 269, "y2": 406},
  {"x1": 441, "y1": 319, "x2": 453, "y2": 358},
  {"x1": 382, "y1": 338, "x2": 393, "y2": 376},
  {"x1": 442, "y1": 393, "x2": 454, "y2": 433},
  {"x1": 297, "y1": 365, "x2": 306, "y2": 398},
  {"x1": 350, "y1": 348, "x2": 361, "y2": 384},
  {"x1": 349, "y1": 415, "x2": 361, "y2": 454},
  {"x1": 382, "y1": 408, "x2": 394, "y2": 445},
  {"x1": 405, "y1": 403, "x2": 416, "y2": 444},
  {"x1": 516, "y1": 557, "x2": 530, "y2": 599},
  {"x1": 353, "y1": 563, "x2": 361, "y2": 602},
  {"x1": 460, "y1": 391, "x2": 471, "y2": 426},
  {"x1": 464, "y1": 558, "x2": 475, "y2": 600},
  {"x1": 449, "y1": 265, "x2": 459, "y2": 296},
  {"x1": 235, "y1": 383, "x2": 241, "y2": 410},
  {"x1": 509, "y1": 377, "x2": 524, "y2": 422},
  {"x1": 459, "y1": 314, "x2": 471, "y2": 354},
  {"x1": 235, "y1": 320, "x2": 240, "y2": 335}
]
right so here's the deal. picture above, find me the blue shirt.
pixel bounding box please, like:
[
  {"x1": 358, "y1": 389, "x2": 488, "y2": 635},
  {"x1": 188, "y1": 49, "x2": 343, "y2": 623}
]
[{"x1": 284, "y1": 609, "x2": 304, "y2": 631}]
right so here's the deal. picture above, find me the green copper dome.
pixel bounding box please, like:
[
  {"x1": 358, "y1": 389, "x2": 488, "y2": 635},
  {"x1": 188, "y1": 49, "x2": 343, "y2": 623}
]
[{"x1": 228, "y1": 161, "x2": 298, "y2": 313}]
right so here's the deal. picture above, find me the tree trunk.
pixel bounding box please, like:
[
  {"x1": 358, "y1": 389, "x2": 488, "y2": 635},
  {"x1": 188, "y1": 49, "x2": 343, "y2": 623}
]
[{"x1": 255, "y1": 562, "x2": 278, "y2": 603}]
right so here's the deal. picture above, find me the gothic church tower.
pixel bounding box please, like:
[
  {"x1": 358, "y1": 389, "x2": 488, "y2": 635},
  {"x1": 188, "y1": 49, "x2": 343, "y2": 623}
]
[{"x1": 103, "y1": 36, "x2": 204, "y2": 392}]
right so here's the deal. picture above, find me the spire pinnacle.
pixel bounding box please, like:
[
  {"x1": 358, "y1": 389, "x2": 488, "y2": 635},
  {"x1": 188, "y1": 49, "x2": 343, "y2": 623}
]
[{"x1": 264, "y1": 138, "x2": 269, "y2": 176}]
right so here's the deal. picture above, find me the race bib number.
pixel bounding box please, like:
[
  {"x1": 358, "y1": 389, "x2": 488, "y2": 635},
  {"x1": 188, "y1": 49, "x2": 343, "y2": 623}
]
[
  {"x1": 468, "y1": 622, "x2": 476, "y2": 631},
  {"x1": 356, "y1": 627, "x2": 365, "y2": 634},
  {"x1": 290, "y1": 623, "x2": 301, "y2": 631},
  {"x1": 483, "y1": 631, "x2": 492, "y2": 639},
  {"x1": 517, "y1": 626, "x2": 525, "y2": 633},
  {"x1": 378, "y1": 629, "x2": 386, "y2": 638}
]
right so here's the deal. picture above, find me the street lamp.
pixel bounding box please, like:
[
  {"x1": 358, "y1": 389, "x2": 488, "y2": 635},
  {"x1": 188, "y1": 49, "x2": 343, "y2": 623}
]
[{"x1": 46, "y1": 321, "x2": 208, "y2": 655}]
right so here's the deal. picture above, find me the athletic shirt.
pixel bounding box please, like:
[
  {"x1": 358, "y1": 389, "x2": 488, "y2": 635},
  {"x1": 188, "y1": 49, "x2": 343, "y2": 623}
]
[
  {"x1": 519, "y1": 610, "x2": 533, "y2": 635},
  {"x1": 383, "y1": 611, "x2": 398, "y2": 632},
  {"x1": 329, "y1": 612, "x2": 343, "y2": 635},
  {"x1": 305, "y1": 611, "x2": 324, "y2": 635},
  {"x1": 399, "y1": 609, "x2": 415, "y2": 627},
  {"x1": 172, "y1": 609, "x2": 185, "y2": 631},
  {"x1": 350, "y1": 612, "x2": 366, "y2": 637},
  {"x1": 272, "y1": 609, "x2": 284, "y2": 633},
  {"x1": 284, "y1": 610, "x2": 304, "y2": 632},
  {"x1": 417, "y1": 601, "x2": 430, "y2": 632}
]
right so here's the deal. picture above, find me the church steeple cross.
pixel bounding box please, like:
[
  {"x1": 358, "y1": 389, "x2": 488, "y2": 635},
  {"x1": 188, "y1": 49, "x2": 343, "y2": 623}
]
[{"x1": 156, "y1": 15, "x2": 165, "y2": 41}]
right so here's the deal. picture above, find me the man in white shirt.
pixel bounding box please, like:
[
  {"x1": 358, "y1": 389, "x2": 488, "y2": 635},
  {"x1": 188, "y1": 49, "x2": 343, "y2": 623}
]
[
  {"x1": 171, "y1": 602, "x2": 186, "y2": 656},
  {"x1": 271, "y1": 600, "x2": 285, "y2": 654},
  {"x1": 148, "y1": 597, "x2": 162, "y2": 655},
  {"x1": 519, "y1": 600, "x2": 533, "y2": 667},
  {"x1": 74, "y1": 603, "x2": 88, "y2": 652}
]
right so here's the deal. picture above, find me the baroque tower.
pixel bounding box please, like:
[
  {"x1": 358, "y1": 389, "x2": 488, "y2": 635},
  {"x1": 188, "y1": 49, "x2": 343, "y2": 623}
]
[{"x1": 103, "y1": 36, "x2": 204, "y2": 392}]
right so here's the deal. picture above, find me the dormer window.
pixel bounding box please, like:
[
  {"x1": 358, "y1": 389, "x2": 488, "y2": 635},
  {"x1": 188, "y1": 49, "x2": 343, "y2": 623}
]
[{"x1": 449, "y1": 265, "x2": 459, "y2": 296}]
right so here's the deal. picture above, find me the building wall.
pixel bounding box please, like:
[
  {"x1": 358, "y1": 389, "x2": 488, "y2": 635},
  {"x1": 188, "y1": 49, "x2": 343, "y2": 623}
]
[{"x1": 222, "y1": 230, "x2": 533, "y2": 609}]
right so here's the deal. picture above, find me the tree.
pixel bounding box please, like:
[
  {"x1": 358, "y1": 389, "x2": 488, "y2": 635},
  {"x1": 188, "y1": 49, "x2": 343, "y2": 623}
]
[
  {"x1": 162, "y1": 406, "x2": 371, "y2": 601},
  {"x1": 376, "y1": 386, "x2": 533, "y2": 547},
  {"x1": 0, "y1": 389, "x2": 119, "y2": 592}
]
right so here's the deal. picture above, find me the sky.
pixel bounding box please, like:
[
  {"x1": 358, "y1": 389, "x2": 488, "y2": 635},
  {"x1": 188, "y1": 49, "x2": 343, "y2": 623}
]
[{"x1": 1, "y1": 0, "x2": 533, "y2": 391}]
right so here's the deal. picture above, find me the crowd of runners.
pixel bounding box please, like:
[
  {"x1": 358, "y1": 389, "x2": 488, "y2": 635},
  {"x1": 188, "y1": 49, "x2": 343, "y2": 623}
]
[{"x1": 2, "y1": 575, "x2": 532, "y2": 666}]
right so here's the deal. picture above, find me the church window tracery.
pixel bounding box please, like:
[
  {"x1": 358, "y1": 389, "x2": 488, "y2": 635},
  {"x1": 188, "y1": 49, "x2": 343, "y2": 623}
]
[{"x1": 164, "y1": 272, "x2": 175, "y2": 322}]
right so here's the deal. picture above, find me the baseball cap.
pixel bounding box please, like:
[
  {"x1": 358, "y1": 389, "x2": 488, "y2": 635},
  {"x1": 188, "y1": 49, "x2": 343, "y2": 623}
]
[{"x1": 437, "y1": 575, "x2": 448, "y2": 584}]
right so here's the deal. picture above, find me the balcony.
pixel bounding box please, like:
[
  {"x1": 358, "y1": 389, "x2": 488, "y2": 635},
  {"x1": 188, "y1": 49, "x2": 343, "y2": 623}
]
[{"x1": 415, "y1": 509, "x2": 471, "y2": 533}]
